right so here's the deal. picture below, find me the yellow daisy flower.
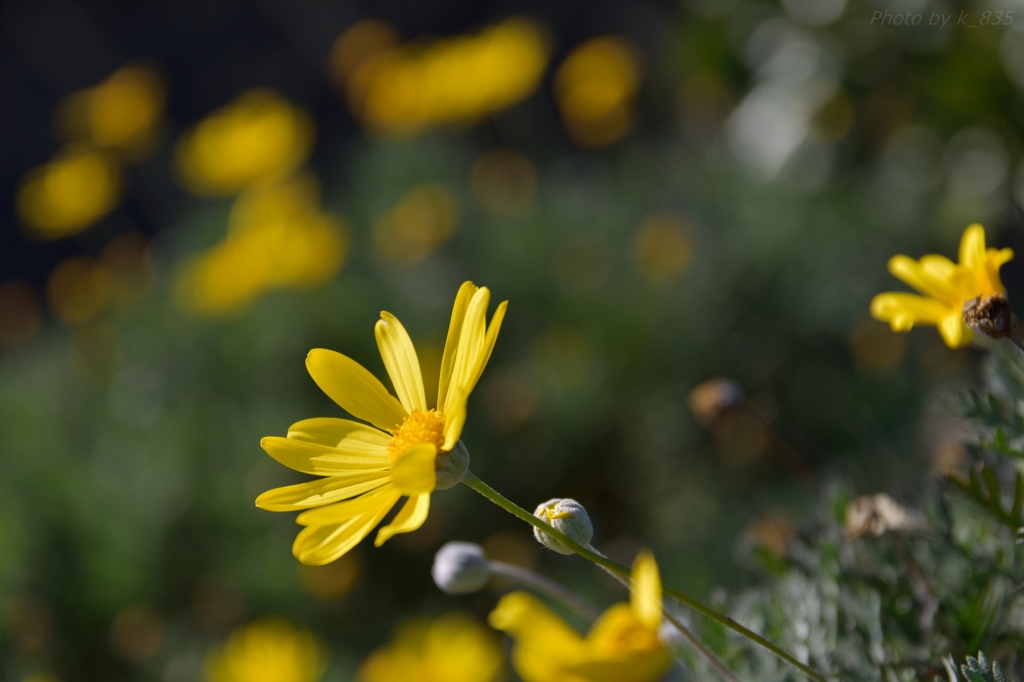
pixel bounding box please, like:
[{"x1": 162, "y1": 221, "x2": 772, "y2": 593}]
[
  {"x1": 871, "y1": 223, "x2": 1013, "y2": 348},
  {"x1": 488, "y1": 550, "x2": 672, "y2": 682},
  {"x1": 356, "y1": 612, "x2": 504, "y2": 682},
  {"x1": 257, "y1": 281, "x2": 507, "y2": 565}
]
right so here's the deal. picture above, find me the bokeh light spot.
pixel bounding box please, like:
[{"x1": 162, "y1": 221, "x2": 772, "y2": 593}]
[
  {"x1": 632, "y1": 212, "x2": 694, "y2": 283},
  {"x1": 372, "y1": 183, "x2": 458, "y2": 264},
  {"x1": 46, "y1": 256, "x2": 110, "y2": 324},
  {"x1": 470, "y1": 148, "x2": 538, "y2": 216},
  {"x1": 0, "y1": 281, "x2": 43, "y2": 348}
]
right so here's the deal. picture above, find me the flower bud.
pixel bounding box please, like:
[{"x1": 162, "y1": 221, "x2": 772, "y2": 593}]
[
  {"x1": 435, "y1": 440, "x2": 470, "y2": 490},
  {"x1": 431, "y1": 541, "x2": 489, "y2": 594},
  {"x1": 533, "y1": 498, "x2": 593, "y2": 554},
  {"x1": 963, "y1": 294, "x2": 1017, "y2": 340}
]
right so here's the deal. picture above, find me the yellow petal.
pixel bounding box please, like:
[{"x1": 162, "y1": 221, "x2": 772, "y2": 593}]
[
  {"x1": 375, "y1": 312, "x2": 427, "y2": 414},
  {"x1": 441, "y1": 386, "x2": 467, "y2": 451},
  {"x1": 391, "y1": 443, "x2": 437, "y2": 495},
  {"x1": 938, "y1": 310, "x2": 973, "y2": 348},
  {"x1": 630, "y1": 549, "x2": 662, "y2": 631},
  {"x1": 374, "y1": 493, "x2": 430, "y2": 546},
  {"x1": 982, "y1": 247, "x2": 1014, "y2": 296},
  {"x1": 573, "y1": 603, "x2": 670, "y2": 679},
  {"x1": 489, "y1": 592, "x2": 585, "y2": 679},
  {"x1": 466, "y1": 299, "x2": 507, "y2": 393},
  {"x1": 438, "y1": 281, "x2": 478, "y2": 413},
  {"x1": 256, "y1": 471, "x2": 390, "y2": 511},
  {"x1": 453, "y1": 287, "x2": 490, "y2": 391},
  {"x1": 261, "y1": 436, "x2": 388, "y2": 476},
  {"x1": 295, "y1": 484, "x2": 398, "y2": 525},
  {"x1": 488, "y1": 591, "x2": 585, "y2": 646},
  {"x1": 441, "y1": 296, "x2": 507, "y2": 450},
  {"x1": 306, "y1": 349, "x2": 407, "y2": 432},
  {"x1": 888, "y1": 255, "x2": 961, "y2": 305},
  {"x1": 286, "y1": 417, "x2": 391, "y2": 453},
  {"x1": 870, "y1": 292, "x2": 949, "y2": 332},
  {"x1": 958, "y1": 223, "x2": 987, "y2": 271},
  {"x1": 293, "y1": 498, "x2": 399, "y2": 565}
]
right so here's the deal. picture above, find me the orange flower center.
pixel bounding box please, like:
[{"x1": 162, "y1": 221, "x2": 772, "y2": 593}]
[{"x1": 387, "y1": 409, "x2": 446, "y2": 462}]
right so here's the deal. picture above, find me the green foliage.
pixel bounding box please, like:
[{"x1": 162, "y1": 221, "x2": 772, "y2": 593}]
[{"x1": 937, "y1": 651, "x2": 1007, "y2": 682}]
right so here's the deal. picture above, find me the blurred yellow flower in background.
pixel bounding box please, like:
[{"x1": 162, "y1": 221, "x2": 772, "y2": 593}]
[
  {"x1": 871, "y1": 224, "x2": 1013, "y2": 348},
  {"x1": 17, "y1": 65, "x2": 166, "y2": 240},
  {"x1": 372, "y1": 184, "x2": 459, "y2": 264},
  {"x1": 175, "y1": 174, "x2": 349, "y2": 316},
  {"x1": 17, "y1": 147, "x2": 120, "y2": 239},
  {"x1": 175, "y1": 89, "x2": 313, "y2": 195},
  {"x1": 257, "y1": 281, "x2": 507, "y2": 565},
  {"x1": 554, "y1": 37, "x2": 641, "y2": 148},
  {"x1": 489, "y1": 550, "x2": 671, "y2": 682},
  {"x1": 206, "y1": 618, "x2": 325, "y2": 682},
  {"x1": 356, "y1": 612, "x2": 503, "y2": 682},
  {"x1": 56, "y1": 65, "x2": 166, "y2": 155},
  {"x1": 339, "y1": 18, "x2": 548, "y2": 136}
]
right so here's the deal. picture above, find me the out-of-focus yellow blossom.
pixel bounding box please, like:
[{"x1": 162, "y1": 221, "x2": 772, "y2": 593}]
[
  {"x1": 328, "y1": 20, "x2": 402, "y2": 86},
  {"x1": 344, "y1": 18, "x2": 548, "y2": 136},
  {"x1": 870, "y1": 224, "x2": 1013, "y2": 348},
  {"x1": 489, "y1": 549, "x2": 672, "y2": 682},
  {"x1": 17, "y1": 147, "x2": 120, "y2": 239},
  {"x1": 554, "y1": 37, "x2": 641, "y2": 148},
  {"x1": 632, "y1": 212, "x2": 693, "y2": 283},
  {"x1": 205, "y1": 618, "x2": 325, "y2": 682},
  {"x1": 57, "y1": 66, "x2": 166, "y2": 154},
  {"x1": 257, "y1": 281, "x2": 507, "y2": 565},
  {"x1": 175, "y1": 89, "x2": 313, "y2": 195},
  {"x1": 356, "y1": 612, "x2": 503, "y2": 682},
  {"x1": 372, "y1": 184, "x2": 458, "y2": 264},
  {"x1": 175, "y1": 175, "x2": 349, "y2": 316}
]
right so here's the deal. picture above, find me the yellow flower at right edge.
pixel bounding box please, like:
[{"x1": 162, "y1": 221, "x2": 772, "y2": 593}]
[
  {"x1": 356, "y1": 612, "x2": 504, "y2": 682},
  {"x1": 870, "y1": 223, "x2": 1013, "y2": 348},
  {"x1": 488, "y1": 549, "x2": 672, "y2": 682}
]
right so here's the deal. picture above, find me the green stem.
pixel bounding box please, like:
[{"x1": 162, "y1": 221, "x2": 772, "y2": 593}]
[{"x1": 462, "y1": 470, "x2": 827, "y2": 682}]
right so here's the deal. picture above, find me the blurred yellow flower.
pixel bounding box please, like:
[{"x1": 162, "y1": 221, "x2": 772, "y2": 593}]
[
  {"x1": 17, "y1": 146, "x2": 120, "y2": 239},
  {"x1": 175, "y1": 89, "x2": 313, "y2": 195},
  {"x1": 489, "y1": 550, "x2": 672, "y2": 682},
  {"x1": 372, "y1": 184, "x2": 459, "y2": 264},
  {"x1": 57, "y1": 66, "x2": 166, "y2": 154},
  {"x1": 257, "y1": 281, "x2": 507, "y2": 565},
  {"x1": 175, "y1": 174, "x2": 349, "y2": 316},
  {"x1": 870, "y1": 224, "x2": 1013, "y2": 348},
  {"x1": 206, "y1": 618, "x2": 325, "y2": 682},
  {"x1": 345, "y1": 18, "x2": 548, "y2": 136},
  {"x1": 356, "y1": 612, "x2": 503, "y2": 682},
  {"x1": 554, "y1": 38, "x2": 641, "y2": 148}
]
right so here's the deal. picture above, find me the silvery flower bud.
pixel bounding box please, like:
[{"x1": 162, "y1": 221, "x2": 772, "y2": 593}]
[
  {"x1": 431, "y1": 541, "x2": 489, "y2": 594},
  {"x1": 533, "y1": 498, "x2": 593, "y2": 554},
  {"x1": 435, "y1": 440, "x2": 470, "y2": 490}
]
